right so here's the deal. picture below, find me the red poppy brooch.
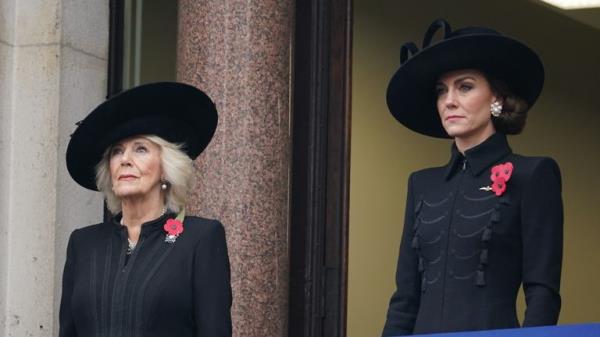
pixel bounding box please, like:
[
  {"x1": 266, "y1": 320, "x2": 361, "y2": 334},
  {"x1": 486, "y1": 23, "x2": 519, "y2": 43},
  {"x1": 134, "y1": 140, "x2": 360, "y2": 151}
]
[
  {"x1": 480, "y1": 162, "x2": 513, "y2": 196},
  {"x1": 164, "y1": 211, "x2": 185, "y2": 243}
]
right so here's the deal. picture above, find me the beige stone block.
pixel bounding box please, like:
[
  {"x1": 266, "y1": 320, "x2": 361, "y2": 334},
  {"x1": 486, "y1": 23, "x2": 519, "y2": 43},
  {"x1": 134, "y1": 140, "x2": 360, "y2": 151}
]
[
  {"x1": 53, "y1": 46, "x2": 106, "y2": 324},
  {"x1": 0, "y1": 2, "x2": 109, "y2": 335},
  {"x1": 0, "y1": 0, "x2": 16, "y2": 44},
  {"x1": 4, "y1": 44, "x2": 60, "y2": 337},
  {"x1": 14, "y1": 0, "x2": 61, "y2": 45},
  {"x1": 0, "y1": 36, "x2": 13, "y2": 337},
  {"x1": 62, "y1": 0, "x2": 109, "y2": 58}
]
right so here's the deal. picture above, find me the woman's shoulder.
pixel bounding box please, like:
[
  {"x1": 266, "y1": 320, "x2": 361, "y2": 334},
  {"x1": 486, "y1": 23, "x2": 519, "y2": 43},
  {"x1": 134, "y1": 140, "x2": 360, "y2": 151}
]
[
  {"x1": 508, "y1": 154, "x2": 562, "y2": 193},
  {"x1": 183, "y1": 215, "x2": 223, "y2": 227},
  {"x1": 70, "y1": 221, "x2": 109, "y2": 237},
  {"x1": 66, "y1": 222, "x2": 111, "y2": 249},
  {"x1": 409, "y1": 165, "x2": 448, "y2": 182},
  {"x1": 181, "y1": 216, "x2": 226, "y2": 240},
  {"x1": 509, "y1": 154, "x2": 561, "y2": 178}
]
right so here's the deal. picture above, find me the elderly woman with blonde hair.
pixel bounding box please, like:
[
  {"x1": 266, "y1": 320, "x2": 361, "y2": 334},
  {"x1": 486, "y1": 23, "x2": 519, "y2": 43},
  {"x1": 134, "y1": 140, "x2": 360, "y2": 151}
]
[{"x1": 59, "y1": 82, "x2": 231, "y2": 337}]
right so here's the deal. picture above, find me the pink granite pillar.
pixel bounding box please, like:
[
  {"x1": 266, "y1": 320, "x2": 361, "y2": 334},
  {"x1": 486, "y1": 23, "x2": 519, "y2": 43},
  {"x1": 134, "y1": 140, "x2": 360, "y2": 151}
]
[{"x1": 177, "y1": 1, "x2": 293, "y2": 336}]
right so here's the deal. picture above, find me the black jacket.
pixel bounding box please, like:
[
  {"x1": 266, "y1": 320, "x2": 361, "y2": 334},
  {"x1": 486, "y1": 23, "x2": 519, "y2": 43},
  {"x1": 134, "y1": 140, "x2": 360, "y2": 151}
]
[
  {"x1": 382, "y1": 133, "x2": 563, "y2": 336},
  {"x1": 59, "y1": 213, "x2": 232, "y2": 337}
]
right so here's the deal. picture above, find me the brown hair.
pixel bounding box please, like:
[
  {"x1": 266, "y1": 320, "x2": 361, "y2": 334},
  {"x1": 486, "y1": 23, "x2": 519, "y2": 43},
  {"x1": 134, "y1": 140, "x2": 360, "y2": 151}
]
[{"x1": 485, "y1": 75, "x2": 530, "y2": 135}]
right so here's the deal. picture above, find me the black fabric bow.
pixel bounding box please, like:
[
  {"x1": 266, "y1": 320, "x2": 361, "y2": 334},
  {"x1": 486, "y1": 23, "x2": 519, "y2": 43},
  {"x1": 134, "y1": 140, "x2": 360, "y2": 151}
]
[{"x1": 400, "y1": 19, "x2": 452, "y2": 65}]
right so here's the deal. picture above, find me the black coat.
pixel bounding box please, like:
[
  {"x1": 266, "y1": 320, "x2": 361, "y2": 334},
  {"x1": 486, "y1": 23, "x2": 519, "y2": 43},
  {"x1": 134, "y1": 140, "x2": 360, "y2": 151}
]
[
  {"x1": 59, "y1": 213, "x2": 232, "y2": 337},
  {"x1": 382, "y1": 133, "x2": 563, "y2": 336}
]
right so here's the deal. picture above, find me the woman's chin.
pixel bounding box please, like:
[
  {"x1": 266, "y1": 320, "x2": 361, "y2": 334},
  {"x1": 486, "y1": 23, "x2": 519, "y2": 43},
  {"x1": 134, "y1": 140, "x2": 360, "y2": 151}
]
[
  {"x1": 113, "y1": 188, "x2": 144, "y2": 199},
  {"x1": 442, "y1": 127, "x2": 463, "y2": 138}
]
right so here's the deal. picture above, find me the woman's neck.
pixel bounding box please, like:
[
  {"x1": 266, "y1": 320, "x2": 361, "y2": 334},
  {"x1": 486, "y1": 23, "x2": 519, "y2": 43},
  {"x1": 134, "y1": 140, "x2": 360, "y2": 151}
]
[
  {"x1": 454, "y1": 127, "x2": 496, "y2": 154},
  {"x1": 120, "y1": 194, "x2": 165, "y2": 230}
]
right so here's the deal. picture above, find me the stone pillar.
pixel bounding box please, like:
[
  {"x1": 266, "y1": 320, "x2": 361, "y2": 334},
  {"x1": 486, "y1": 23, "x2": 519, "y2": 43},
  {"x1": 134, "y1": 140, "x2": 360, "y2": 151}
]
[
  {"x1": 0, "y1": 0, "x2": 107, "y2": 335},
  {"x1": 177, "y1": 1, "x2": 293, "y2": 336}
]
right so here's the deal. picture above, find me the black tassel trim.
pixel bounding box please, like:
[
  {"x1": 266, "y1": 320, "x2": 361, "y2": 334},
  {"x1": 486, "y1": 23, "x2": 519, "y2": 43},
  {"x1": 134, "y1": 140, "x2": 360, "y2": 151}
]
[
  {"x1": 475, "y1": 270, "x2": 486, "y2": 286},
  {"x1": 421, "y1": 277, "x2": 427, "y2": 292},
  {"x1": 482, "y1": 227, "x2": 492, "y2": 242},
  {"x1": 480, "y1": 249, "x2": 488, "y2": 265},
  {"x1": 411, "y1": 236, "x2": 420, "y2": 249},
  {"x1": 473, "y1": 199, "x2": 503, "y2": 288},
  {"x1": 418, "y1": 257, "x2": 424, "y2": 272},
  {"x1": 414, "y1": 199, "x2": 423, "y2": 214},
  {"x1": 490, "y1": 211, "x2": 500, "y2": 223}
]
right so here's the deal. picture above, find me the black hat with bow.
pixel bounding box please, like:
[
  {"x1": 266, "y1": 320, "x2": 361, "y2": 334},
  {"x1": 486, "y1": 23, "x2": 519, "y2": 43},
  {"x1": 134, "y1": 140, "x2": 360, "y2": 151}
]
[
  {"x1": 66, "y1": 82, "x2": 218, "y2": 190},
  {"x1": 387, "y1": 19, "x2": 545, "y2": 138}
]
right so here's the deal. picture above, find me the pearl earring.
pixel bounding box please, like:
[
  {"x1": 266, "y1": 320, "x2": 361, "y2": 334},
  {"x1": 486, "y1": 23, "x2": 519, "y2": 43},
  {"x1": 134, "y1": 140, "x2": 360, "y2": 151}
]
[
  {"x1": 161, "y1": 182, "x2": 168, "y2": 190},
  {"x1": 490, "y1": 101, "x2": 503, "y2": 117}
]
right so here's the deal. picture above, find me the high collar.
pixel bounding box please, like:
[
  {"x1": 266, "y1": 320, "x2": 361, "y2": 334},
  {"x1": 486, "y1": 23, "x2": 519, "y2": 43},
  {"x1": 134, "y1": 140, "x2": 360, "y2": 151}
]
[
  {"x1": 111, "y1": 210, "x2": 176, "y2": 235},
  {"x1": 444, "y1": 133, "x2": 512, "y2": 180}
]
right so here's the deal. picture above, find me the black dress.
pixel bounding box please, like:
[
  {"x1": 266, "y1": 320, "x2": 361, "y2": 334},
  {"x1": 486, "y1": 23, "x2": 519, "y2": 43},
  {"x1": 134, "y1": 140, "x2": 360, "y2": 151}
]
[
  {"x1": 59, "y1": 213, "x2": 232, "y2": 337},
  {"x1": 382, "y1": 133, "x2": 563, "y2": 336}
]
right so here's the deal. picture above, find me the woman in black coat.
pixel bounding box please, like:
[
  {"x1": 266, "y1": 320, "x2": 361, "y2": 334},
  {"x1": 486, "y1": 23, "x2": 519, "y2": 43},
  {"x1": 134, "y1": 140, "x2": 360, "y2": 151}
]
[
  {"x1": 382, "y1": 19, "x2": 563, "y2": 336},
  {"x1": 60, "y1": 82, "x2": 232, "y2": 337}
]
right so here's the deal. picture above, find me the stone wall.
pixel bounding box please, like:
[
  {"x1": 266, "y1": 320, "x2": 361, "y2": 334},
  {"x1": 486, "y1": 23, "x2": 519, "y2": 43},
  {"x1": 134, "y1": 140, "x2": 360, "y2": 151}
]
[{"x1": 0, "y1": 0, "x2": 107, "y2": 335}]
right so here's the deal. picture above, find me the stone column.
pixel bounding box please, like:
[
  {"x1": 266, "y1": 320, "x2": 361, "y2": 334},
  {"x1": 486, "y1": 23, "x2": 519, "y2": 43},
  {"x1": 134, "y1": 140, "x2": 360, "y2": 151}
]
[
  {"x1": 177, "y1": 1, "x2": 293, "y2": 336},
  {"x1": 0, "y1": 0, "x2": 107, "y2": 335}
]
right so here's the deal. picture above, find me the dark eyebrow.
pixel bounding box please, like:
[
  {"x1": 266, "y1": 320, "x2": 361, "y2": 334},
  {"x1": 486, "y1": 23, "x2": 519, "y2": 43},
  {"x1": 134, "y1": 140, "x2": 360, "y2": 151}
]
[
  {"x1": 437, "y1": 75, "x2": 478, "y2": 87},
  {"x1": 454, "y1": 76, "x2": 477, "y2": 84}
]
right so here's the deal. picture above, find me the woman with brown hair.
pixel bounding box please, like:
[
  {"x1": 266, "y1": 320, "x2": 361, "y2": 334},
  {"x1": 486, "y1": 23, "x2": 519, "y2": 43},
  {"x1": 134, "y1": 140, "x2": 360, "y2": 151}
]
[{"x1": 382, "y1": 19, "x2": 563, "y2": 336}]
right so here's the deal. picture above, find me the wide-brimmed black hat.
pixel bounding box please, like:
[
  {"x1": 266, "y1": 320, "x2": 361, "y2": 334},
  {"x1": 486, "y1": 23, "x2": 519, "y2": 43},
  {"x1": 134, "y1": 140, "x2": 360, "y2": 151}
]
[
  {"x1": 66, "y1": 82, "x2": 218, "y2": 190},
  {"x1": 387, "y1": 19, "x2": 544, "y2": 138}
]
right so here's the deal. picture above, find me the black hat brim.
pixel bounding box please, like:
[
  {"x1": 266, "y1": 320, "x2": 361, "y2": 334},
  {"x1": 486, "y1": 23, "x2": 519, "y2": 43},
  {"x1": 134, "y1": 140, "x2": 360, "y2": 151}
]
[
  {"x1": 387, "y1": 34, "x2": 544, "y2": 138},
  {"x1": 66, "y1": 82, "x2": 217, "y2": 190}
]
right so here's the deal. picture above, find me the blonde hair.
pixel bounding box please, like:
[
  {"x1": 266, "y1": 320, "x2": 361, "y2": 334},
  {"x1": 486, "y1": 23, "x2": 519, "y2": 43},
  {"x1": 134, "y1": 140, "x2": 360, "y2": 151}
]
[{"x1": 95, "y1": 135, "x2": 193, "y2": 214}]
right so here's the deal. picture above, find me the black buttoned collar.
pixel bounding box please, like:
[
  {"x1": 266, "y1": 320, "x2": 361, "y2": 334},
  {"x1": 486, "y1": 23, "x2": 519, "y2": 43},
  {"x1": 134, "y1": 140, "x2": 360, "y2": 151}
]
[
  {"x1": 444, "y1": 133, "x2": 513, "y2": 180},
  {"x1": 111, "y1": 211, "x2": 176, "y2": 236}
]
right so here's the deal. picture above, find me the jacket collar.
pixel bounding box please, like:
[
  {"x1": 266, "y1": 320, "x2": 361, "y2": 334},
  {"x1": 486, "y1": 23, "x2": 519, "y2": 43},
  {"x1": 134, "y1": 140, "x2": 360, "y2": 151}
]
[
  {"x1": 444, "y1": 133, "x2": 512, "y2": 180},
  {"x1": 111, "y1": 210, "x2": 176, "y2": 235}
]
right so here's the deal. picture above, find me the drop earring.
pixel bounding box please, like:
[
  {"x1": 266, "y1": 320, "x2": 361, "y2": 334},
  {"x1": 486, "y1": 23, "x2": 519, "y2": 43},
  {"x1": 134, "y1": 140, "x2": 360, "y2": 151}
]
[{"x1": 490, "y1": 101, "x2": 503, "y2": 117}]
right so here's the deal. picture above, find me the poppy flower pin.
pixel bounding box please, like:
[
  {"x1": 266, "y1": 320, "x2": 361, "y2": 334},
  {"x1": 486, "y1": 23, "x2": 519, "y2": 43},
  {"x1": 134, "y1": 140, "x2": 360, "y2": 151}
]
[
  {"x1": 480, "y1": 162, "x2": 513, "y2": 196},
  {"x1": 164, "y1": 210, "x2": 185, "y2": 243}
]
